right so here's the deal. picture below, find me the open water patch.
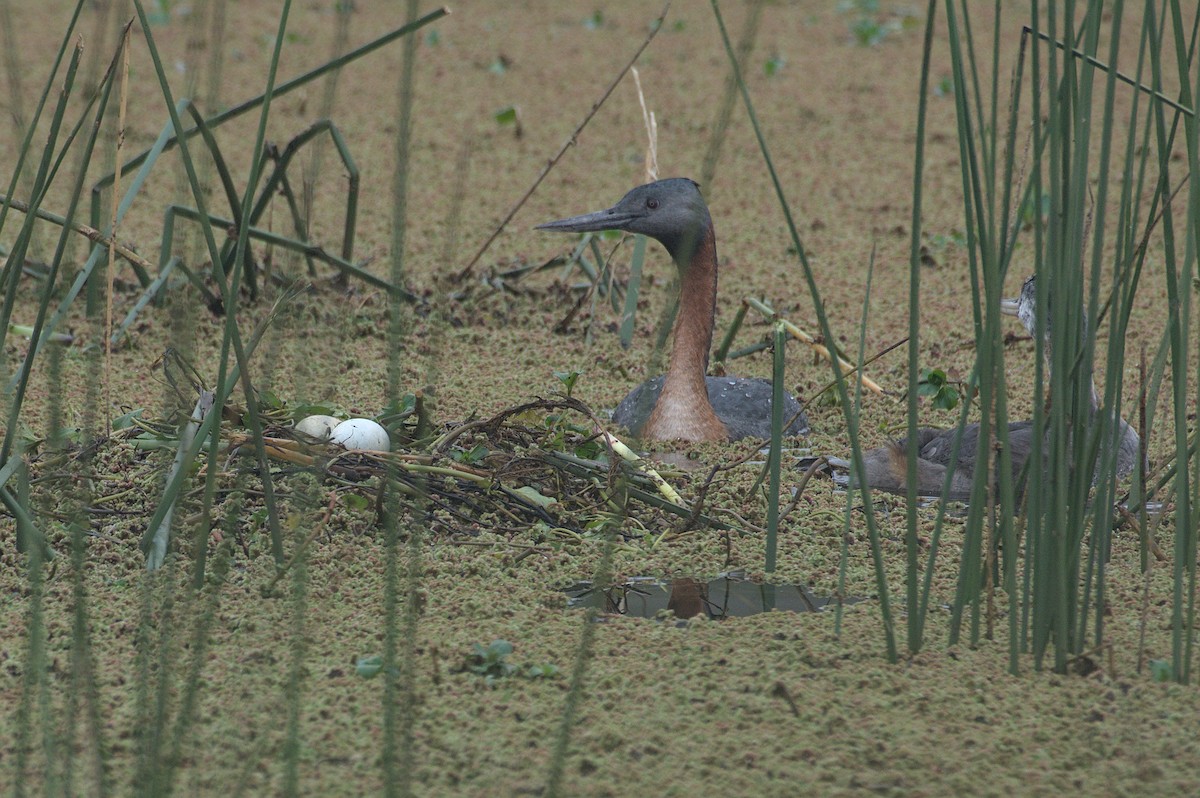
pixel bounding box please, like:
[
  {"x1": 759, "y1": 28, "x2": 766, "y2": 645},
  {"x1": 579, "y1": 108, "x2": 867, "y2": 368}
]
[{"x1": 563, "y1": 570, "x2": 862, "y2": 621}]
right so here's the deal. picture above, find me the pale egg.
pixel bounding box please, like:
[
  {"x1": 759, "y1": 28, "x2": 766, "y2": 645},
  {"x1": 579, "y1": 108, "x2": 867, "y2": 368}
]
[
  {"x1": 330, "y1": 418, "x2": 391, "y2": 452},
  {"x1": 294, "y1": 414, "x2": 341, "y2": 442}
]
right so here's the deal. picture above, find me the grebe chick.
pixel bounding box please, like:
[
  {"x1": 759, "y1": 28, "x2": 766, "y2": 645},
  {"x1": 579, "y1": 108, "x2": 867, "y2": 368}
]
[{"x1": 850, "y1": 275, "x2": 1140, "y2": 499}]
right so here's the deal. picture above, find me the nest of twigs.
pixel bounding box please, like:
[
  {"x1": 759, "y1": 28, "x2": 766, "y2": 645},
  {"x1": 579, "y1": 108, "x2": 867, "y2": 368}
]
[{"x1": 224, "y1": 396, "x2": 738, "y2": 545}]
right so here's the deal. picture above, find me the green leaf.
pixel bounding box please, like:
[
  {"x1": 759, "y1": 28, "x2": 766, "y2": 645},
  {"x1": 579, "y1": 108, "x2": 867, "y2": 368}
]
[
  {"x1": 553, "y1": 369, "x2": 582, "y2": 396},
  {"x1": 514, "y1": 486, "x2": 557, "y2": 508},
  {"x1": 931, "y1": 390, "x2": 959, "y2": 411},
  {"x1": 573, "y1": 440, "x2": 602, "y2": 460},
  {"x1": 494, "y1": 105, "x2": 517, "y2": 124},
  {"x1": 343, "y1": 493, "x2": 370, "y2": 512},
  {"x1": 917, "y1": 367, "x2": 959, "y2": 410},
  {"x1": 112, "y1": 408, "x2": 146, "y2": 430},
  {"x1": 466, "y1": 640, "x2": 518, "y2": 680},
  {"x1": 383, "y1": 393, "x2": 417, "y2": 420},
  {"x1": 451, "y1": 443, "x2": 489, "y2": 464},
  {"x1": 259, "y1": 388, "x2": 285, "y2": 411}
]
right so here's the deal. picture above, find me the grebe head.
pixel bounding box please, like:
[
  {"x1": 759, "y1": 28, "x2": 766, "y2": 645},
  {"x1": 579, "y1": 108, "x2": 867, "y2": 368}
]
[
  {"x1": 536, "y1": 178, "x2": 711, "y2": 264},
  {"x1": 999, "y1": 275, "x2": 1043, "y2": 340}
]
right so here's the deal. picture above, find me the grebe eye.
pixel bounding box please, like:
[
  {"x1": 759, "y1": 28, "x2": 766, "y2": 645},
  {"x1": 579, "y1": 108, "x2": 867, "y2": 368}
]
[{"x1": 647, "y1": 198, "x2": 659, "y2": 209}]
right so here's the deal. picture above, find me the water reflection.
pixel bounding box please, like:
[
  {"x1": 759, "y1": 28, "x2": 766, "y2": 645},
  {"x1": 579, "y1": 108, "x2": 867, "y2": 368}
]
[{"x1": 563, "y1": 571, "x2": 862, "y2": 620}]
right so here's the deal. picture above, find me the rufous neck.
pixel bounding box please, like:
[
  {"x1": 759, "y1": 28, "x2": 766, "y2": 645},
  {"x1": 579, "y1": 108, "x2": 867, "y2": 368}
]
[
  {"x1": 643, "y1": 223, "x2": 727, "y2": 441},
  {"x1": 667, "y1": 224, "x2": 718, "y2": 381}
]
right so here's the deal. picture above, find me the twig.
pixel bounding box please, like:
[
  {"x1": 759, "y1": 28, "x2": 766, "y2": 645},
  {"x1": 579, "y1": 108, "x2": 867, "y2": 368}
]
[
  {"x1": 631, "y1": 66, "x2": 658, "y2": 182},
  {"x1": 456, "y1": 2, "x2": 672, "y2": 281},
  {"x1": 602, "y1": 430, "x2": 685, "y2": 507},
  {"x1": 662, "y1": 456, "x2": 737, "y2": 543},
  {"x1": 1023, "y1": 26, "x2": 1195, "y2": 117},
  {"x1": 1116, "y1": 503, "x2": 1166, "y2": 562},
  {"x1": 778, "y1": 455, "x2": 828, "y2": 524},
  {"x1": 1063, "y1": 641, "x2": 1115, "y2": 679},
  {"x1": 0, "y1": 192, "x2": 157, "y2": 277},
  {"x1": 812, "y1": 335, "x2": 908, "y2": 401},
  {"x1": 744, "y1": 296, "x2": 885, "y2": 395}
]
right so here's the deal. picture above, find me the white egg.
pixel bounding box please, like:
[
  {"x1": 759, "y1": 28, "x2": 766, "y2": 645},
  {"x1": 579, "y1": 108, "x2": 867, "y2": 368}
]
[
  {"x1": 294, "y1": 414, "x2": 341, "y2": 442},
  {"x1": 330, "y1": 418, "x2": 391, "y2": 452}
]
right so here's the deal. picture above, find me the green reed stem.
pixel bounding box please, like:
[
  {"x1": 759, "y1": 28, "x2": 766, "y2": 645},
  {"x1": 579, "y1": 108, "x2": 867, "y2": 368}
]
[
  {"x1": 711, "y1": 0, "x2": 896, "y2": 662},
  {"x1": 132, "y1": 0, "x2": 299, "y2": 572},
  {"x1": 0, "y1": 0, "x2": 84, "y2": 243},
  {"x1": 92, "y1": 7, "x2": 449, "y2": 210},
  {"x1": 0, "y1": 41, "x2": 84, "y2": 467},
  {"x1": 764, "y1": 321, "x2": 786, "y2": 575},
  {"x1": 903, "y1": 0, "x2": 938, "y2": 653},
  {"x1": 12, "y1": 459, "x2": 46, "y2": 798},
  {"x1": 619, "y1": 234, "x2": 647, "y2": 348},
  {"x1": 839, "y1": 248, "x2": 877, "y2": 638},
  {"x1": 381, "y1": 1, "x2": 423, "y2": 794}
]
